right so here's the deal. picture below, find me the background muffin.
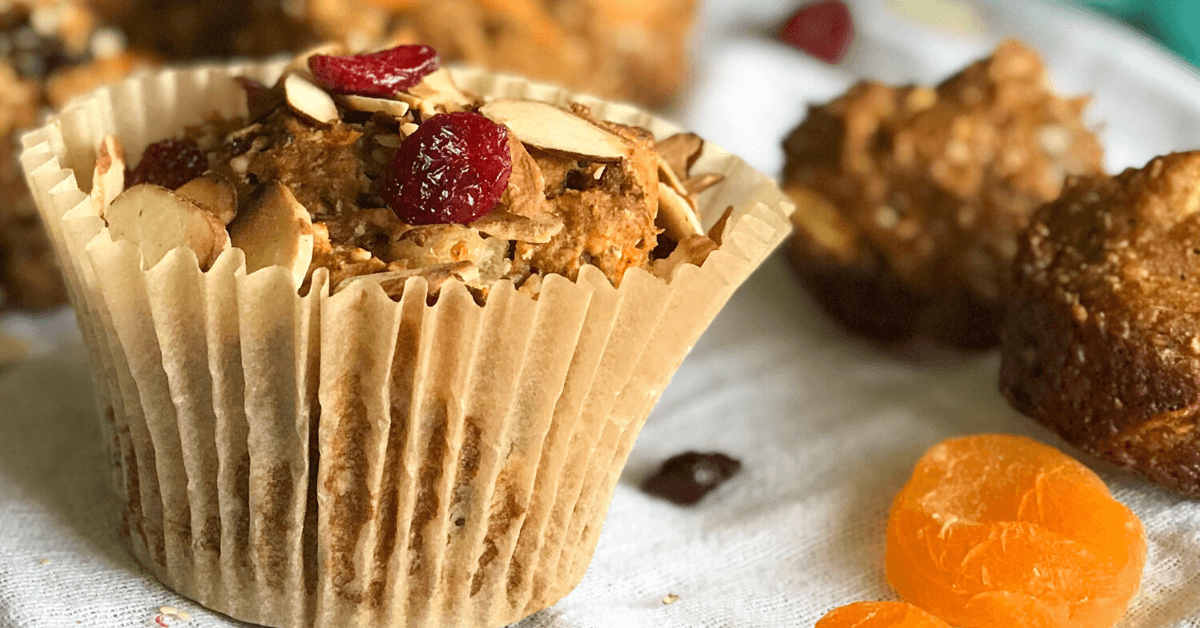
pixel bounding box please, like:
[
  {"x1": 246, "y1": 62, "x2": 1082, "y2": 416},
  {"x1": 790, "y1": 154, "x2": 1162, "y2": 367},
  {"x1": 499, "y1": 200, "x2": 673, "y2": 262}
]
[
  {"x1": 0, "y1": 0, "x2": 152, "y2": 309},
  {"x1": 782, "y1": 40, "x2": 1103, "y2": 349},
  {"x1": 1001, "y1": 151, "x2": 1200, "y2": 496},
  {"x1": 97, "y1": 0, "x2": 698, "y2": 108}
]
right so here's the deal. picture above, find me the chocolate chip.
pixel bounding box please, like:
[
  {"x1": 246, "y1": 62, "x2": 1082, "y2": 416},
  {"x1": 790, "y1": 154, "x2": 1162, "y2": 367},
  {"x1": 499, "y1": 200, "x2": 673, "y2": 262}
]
[{"x1": 641, "y1": 451, "x2": 742, "y2": 506}]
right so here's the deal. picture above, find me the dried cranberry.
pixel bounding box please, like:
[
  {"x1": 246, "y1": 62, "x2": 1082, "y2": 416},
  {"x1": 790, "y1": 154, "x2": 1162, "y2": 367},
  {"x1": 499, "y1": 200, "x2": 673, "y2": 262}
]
[
  {"x1": 309, "y1": 45, "x2": 440, "y2": 98},
  {"x1": 780, "y1": 0, "x2": 855, "y2": 65},
  {"x1": 381, "y1": 112, "x2": 512, "y2": 226},
  {"x1": 125, "y1": 139, "x2": 208, "y2": 190},
  {"x1": 641, "y1": 451, "x2": 742, "y2": 506}
]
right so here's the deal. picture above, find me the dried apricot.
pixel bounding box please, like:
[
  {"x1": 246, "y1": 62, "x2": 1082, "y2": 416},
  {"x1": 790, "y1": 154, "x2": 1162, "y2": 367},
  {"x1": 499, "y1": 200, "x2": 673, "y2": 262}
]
[
  {"x1": 886, "y1": 435, "x2": 1145, "y2": 628},
  {"x1": 815, "y1": 601, "x2": 950, "y2": 628}
]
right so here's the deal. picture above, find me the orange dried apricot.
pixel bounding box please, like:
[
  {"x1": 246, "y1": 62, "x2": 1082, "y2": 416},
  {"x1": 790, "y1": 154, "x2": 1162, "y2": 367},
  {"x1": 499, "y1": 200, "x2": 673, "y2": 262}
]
[
  {"x1": 886, "y1": 435, "x2": 1145, "y2": 628},
  {"x1": 815, "y1": 601, "x2": 950, "y2": 628}
]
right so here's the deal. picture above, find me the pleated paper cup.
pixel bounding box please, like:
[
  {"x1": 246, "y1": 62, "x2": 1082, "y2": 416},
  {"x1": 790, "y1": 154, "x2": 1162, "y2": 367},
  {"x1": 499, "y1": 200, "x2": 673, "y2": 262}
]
[{"x1": 20, "y1": 61, "x2": 794, "y2": 628}]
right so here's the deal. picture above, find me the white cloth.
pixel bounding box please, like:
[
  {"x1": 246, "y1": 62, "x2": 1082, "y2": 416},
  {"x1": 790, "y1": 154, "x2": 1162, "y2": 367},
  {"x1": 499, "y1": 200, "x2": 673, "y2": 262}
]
[{"x1": 5, "y1": 0, "x2": 1200, "y2": 626}]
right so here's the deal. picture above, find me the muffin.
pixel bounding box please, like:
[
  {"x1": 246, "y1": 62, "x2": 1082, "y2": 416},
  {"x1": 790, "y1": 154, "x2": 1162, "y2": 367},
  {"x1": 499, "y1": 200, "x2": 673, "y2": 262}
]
[
  {"x1": 0, "y1": 0, "x2": 152, "y2": 309},
  {"x1": 782, "y1": 40, "x2": 1104, "y2": 349},
  {"x1": 1001, "y1": 151, "x2": 1200, "y2": 496},
  {"x1": 20, "y1": 46, "x2": 793, "y2": 627},
  {"x1": 100, "y1": 0, "x2": 698, "y2": 108}
]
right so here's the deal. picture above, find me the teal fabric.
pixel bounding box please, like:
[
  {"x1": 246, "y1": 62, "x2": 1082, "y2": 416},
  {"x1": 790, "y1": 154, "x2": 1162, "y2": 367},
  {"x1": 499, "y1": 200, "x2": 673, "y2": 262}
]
[
  {"x1": 1150, "y1": 0, "x2": 1200, "y2": 67},
  {"x1": 1079, "y1": 0, "x2": 1200, "y2": 67}
]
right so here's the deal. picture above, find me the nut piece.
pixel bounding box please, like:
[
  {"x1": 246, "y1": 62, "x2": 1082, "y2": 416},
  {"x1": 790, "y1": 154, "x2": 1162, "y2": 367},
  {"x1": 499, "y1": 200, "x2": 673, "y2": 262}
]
[
  {"x1": 480, "y1": 99, "x2": 631, "y2": 162},
  {"x1": 91, "y1": 134, "x2": 126, "y2": 216},
  {"x1": 399, "y1": 67, "x2": 474, "y2": 117},
  {"x1": 708, "y1": 206, "x2": 735, "y2": 245},
  {"x1": 176, "y1": 173, "x2": 238, "y2": 225},
  {"x1": 228, "y1": 181, "x2": 315, "y2": 286},
  {"x1": 337, "y1": 94, "x2": 411, "y2": 118},
  {"x1": 652, "y1": 234, "x2": 719, "y2": 281},
  {"x1": 284, "y1": 73, "x2": 340, "y2": 126},
  {"x1": 658, "y1": 153, "x2": 691, "y2": 198},
  {"x1": 284, "y1": 43, "x2": 349, "y2": 81},
  {"x1": 471, "y1": 212, "x2": 564, "y2": 243},
  {"x1": 105, "y1": 184, "x2": 231, "y2": 270},
  {"x1": 657, "y1": 182, "x2": 703, "y2": 242},
  {"x1": 334, "y1": 261, "x2": 476, "y2": 297},
  {"x1": 684, "y1": 172, "x2": 725, "y2": 196},
  {"x1": 656, "y1": 133, "x2": 704, "y2": 178}
]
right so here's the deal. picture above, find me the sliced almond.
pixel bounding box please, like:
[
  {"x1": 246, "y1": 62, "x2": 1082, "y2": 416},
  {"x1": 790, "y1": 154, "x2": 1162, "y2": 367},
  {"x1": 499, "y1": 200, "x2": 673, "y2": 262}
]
[
  {"x1": 652, "y1": 234, "x2": 719, "y2": 280},
  {"x1": 228, "y1": 181, "x2": 314, "y2": 286},
  {"x1": 337, "y1": 94, "x2": 411, "y2": 119},
  {"x1": 683, "y1": 172, "x2": 725, "y2": 196},
  {"x1": 399, "y1": 68, "x2": 473, "y2": 117},
  {"x1": 656, "y1": 133, "x2": 704, "y2": 178},
  {"x1": 471, "y1": 212, "x2": 564, "y2": 243},
  {"x1": 657, "y1": 153, "x2": 691, "y2": 199},
  {"x1": 106, "y1": 184, "x2": 230, "y2": 270},
  {"x1": 176, "y1": 173, "x2": 238, "y2": 225},
  {"x1": 500, "y1": 131, "x2": 555, "y2": 219},
  {"x1": 708, "y1": 206, "x2": 735, "y2": 246},
  {"x1": 480, "y1": 99, "x2": 631, "y2": 162},
  {"x1": 335, "y1": 261, "x2": 475, "y2": 297},
  {"x1": 283, "y1": 42, "x2": 348, "y2": 82},
  {"x1": 373, "y1": 133, "x2": 402, "y2": 148},
  {"x1": 91, "y1": 134, "x2": 125, "y2": 217},
  {"x1": 284, "y1": 73, "x2": 339, "y2": 126},
  {"x1": 656, "y1": 182, "x2": 704, "y2": 242}
]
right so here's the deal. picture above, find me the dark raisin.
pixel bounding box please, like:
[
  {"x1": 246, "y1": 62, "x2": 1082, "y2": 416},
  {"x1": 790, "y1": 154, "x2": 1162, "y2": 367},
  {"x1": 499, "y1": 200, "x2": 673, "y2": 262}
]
[{"x1": 641, "y1": 451, "x2": 742, "y2": 506}]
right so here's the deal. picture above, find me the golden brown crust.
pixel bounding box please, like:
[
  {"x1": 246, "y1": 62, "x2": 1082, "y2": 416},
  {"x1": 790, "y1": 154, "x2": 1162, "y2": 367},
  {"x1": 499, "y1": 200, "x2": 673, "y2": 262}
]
[
  {"x1": 783, "y1": 40, "x2": 1105, "y2": 349},
  {"x1": 1000, "y1": 151, "x2": 1200, "y2": 495},
  {"x1": 512, "y1": 124, "x2": 660, "y2": 284},
  {"x1": 170, "y1": 69, "x2": 709, "y2": 300}
]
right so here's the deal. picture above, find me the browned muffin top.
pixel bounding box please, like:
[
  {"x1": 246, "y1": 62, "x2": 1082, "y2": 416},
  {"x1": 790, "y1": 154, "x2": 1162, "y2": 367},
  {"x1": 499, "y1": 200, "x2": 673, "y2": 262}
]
[
  {"x1": 1001, "y1": 151, "x2": 1200, "y2": 495},
  {"x1": 90, "y1": 45, "x2": 728, "y2": 303},
  {"x1": 783, "y1": 39, "x2": 1104, "y2": 348}
]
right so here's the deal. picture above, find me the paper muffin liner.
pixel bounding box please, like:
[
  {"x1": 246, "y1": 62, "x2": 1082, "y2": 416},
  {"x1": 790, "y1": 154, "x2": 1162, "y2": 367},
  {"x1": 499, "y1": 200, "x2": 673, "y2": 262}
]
[{"x1": 20, "y1": 62, "x2": 794, "y2": 628}]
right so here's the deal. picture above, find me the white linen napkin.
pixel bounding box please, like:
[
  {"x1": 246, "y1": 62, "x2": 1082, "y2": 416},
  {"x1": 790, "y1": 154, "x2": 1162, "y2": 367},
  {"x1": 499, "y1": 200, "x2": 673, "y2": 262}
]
[{"x1": 5, "y1": 0, "x2": 1200, "y2": 626}]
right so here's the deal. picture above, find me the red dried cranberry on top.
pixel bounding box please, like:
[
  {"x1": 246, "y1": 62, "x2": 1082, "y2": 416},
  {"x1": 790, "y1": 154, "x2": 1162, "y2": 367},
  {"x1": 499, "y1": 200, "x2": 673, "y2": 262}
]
[
  {"x1": 780, "y1": 0, "x2": 855, "y2": 65},
  {"x1": 125, "y1": 139, "x2": 208, "y2": 190},
  {"x1": 381, "y1": 112, "x2": 512, "y2": 226},
  {"x1": 308, "y1": 45, "x2": 440, "y2": 98}
]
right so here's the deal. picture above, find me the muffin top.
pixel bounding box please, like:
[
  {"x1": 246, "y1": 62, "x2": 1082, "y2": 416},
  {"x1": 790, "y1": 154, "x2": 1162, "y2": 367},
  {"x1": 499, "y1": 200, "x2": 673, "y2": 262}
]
[
  {"x1": 782, "y1": 39, "x2": 1105, "y2": 348},
  {"x1": 89, "y1": 44, "x2": 727, "y2": 301}
]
